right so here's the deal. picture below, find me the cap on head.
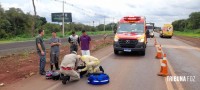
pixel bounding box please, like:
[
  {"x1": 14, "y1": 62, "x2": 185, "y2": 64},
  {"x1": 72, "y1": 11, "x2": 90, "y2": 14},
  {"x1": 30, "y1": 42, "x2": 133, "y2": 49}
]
[
  {"x1": 80, "y1": 55, "x2": 88, "y2": 61},
  {"x1": 71, "y1": 51, "x2": 77, "y2": 54}
]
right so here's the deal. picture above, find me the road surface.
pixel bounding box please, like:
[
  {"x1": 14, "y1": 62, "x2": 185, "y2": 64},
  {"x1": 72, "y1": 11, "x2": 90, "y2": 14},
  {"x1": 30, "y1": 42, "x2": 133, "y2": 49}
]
[
  {"x1": 1, "y1": 33, "x2": 200, "y2": 90},
  {"x1": 0, "y1": 35, "x2": 109, "y2": 57}
]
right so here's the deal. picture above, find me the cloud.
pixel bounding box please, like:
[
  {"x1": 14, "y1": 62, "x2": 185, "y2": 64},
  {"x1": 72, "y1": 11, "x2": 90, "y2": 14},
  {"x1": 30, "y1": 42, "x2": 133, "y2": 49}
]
[{"x1": 1, "y1": 0, "x2": 200, "y2": 26}]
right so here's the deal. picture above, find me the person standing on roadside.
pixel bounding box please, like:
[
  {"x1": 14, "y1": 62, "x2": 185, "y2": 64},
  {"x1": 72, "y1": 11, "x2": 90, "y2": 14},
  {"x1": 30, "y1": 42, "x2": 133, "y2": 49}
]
[
  {"x1": 49, "y1": 31, "x2": 61, "y2": 71},
  {"x1": 36, "y1": 29, "x2": 46, "y2": 75},
  {"x1": 68, "y1": 31, "x2": 80, "y2": 53},
  {"x1": 80, "y1": 30, "x2": 91, "y2": 55}
]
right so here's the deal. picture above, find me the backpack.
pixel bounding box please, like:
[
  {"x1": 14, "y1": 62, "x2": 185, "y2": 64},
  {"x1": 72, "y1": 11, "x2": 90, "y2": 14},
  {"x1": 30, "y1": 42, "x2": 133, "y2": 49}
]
[
  {"x1": 46, "y1": 71, "x2": 53, "y2": 79},
  {"x1": 88, "y1": 73, "x2": 110, "y2": 85},
  {"x1": 52, "y1": 71, "x2": 60, "y2": 80},
  {"x1": 46, "y1": 71, "x2": 60, "y2": 80}
]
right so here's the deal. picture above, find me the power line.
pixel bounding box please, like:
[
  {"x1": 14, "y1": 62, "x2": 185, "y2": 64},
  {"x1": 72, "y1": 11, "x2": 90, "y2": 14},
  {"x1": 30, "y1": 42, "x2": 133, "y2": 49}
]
[
  {"x1": 50, "y1": 0, "x2": 115, "y2": 26},
  {"x1": 52, "y1": 0, "x2": 110, "y2": 20},
  {"x1": 63, "y1": 1, "x2": 109, "y2": 18},
  {"x1": 52, "y1": 0, "x2": 95, "y2": 22}
]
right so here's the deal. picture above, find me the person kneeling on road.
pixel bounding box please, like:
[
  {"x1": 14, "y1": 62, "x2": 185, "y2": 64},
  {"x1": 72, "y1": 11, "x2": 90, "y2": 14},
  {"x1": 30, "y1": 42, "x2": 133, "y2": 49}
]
[
  {"x1": 60, "y1": 51, "x2": 80, "y2": 84},
  {"x1": 77, "y1": 55, "x2": 104, "y2": 77}
]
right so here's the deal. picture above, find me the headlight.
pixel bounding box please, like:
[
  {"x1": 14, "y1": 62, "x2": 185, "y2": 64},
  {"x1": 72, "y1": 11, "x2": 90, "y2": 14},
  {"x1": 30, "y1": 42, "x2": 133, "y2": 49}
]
[
  {"x1": 138, "y1": 38, "x2": 145, "y2": 42},
  {"x1": 114, "y1": 35, "x2": 119, "y2": 42}
]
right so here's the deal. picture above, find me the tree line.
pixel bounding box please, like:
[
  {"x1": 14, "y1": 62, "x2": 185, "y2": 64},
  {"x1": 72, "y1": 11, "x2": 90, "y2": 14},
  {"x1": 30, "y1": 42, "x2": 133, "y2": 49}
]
[
  {"x1": 0, "y1": 4, "x2": 47, "y2": 39},
  {"x1": 0, "y1": 4, "x2": 116, "y2": 39},
  {"x1": 172, "y1": 11, "x2": 200, "y2": 31}
]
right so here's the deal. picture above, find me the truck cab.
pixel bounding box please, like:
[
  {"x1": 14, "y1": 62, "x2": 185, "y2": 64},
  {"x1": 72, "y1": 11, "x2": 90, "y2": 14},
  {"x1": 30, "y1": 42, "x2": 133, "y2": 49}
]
[
  {"x1": 113, "y1": 16, "x2": 147, "y2": 56},
  {"x1": 146, "y1": 23, "x2": 155, "y2": 38}
]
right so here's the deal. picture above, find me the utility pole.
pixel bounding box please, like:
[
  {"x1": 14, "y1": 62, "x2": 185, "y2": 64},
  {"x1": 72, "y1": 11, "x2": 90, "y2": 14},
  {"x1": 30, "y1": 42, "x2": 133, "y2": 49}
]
[
  {"x1": 32, "y1": 0, "x2": 36, "y2": 37},
  {"x1": 93, "y1": 21, "x2": 94, "y2": 28},
  {"x1": 62, "y1": 0, "x2": 65, "y2": 37}
]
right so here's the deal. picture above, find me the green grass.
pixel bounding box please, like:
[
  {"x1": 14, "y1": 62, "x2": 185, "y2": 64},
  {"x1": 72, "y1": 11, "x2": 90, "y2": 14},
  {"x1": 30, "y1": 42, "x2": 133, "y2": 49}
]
[
  {"x1": 174, "y1": 29, "x2": 200, "y2": 38},
  {"x1": 0, "y1": 31, "x2": 113, "y2": 44},
  {"x1": 0, "y1": 36, "x2": 35, "y2": 44}
]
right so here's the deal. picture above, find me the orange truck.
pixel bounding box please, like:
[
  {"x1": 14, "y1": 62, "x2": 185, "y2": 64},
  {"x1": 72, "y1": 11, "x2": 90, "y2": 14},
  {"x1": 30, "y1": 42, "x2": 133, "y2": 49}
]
[{"x1": 113, "y1": 16, "x2": 147, "y2": 56}]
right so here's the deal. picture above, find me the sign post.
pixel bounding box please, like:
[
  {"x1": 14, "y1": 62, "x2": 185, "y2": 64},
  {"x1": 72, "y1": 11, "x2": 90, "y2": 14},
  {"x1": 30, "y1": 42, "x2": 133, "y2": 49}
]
[{"x1": 62, "y1": 1, "x2": 64, "y2": 37}]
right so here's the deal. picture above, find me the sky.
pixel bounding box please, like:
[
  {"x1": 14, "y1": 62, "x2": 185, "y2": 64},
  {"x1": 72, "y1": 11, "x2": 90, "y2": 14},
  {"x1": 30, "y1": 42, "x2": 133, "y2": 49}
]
[{"x1": 1, "y1": 0, "x2": 200, "y2": 27}]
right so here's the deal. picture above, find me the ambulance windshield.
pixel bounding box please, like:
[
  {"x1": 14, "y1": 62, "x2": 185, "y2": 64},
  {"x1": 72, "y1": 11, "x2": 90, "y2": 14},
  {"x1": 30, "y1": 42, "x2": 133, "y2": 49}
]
[{"x1": 117, "y1": 23, "x2": 144, "y2": 33}]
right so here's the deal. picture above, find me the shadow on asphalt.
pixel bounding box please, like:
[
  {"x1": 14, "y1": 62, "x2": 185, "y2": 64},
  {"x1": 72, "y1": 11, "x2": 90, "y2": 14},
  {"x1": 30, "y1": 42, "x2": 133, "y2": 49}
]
[
  {"x1": 60, "y1": 80, "x2": 80, "y2": 86},
  {"x1": 115, "y1": 51, "x2": 145, "y2": 57},
  {"x1": 159, "y1": 37, "x2": 173, "y2": 39}
]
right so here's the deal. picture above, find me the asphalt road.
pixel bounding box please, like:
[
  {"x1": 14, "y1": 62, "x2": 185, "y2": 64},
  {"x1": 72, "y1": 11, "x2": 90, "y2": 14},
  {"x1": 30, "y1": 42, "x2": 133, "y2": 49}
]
[
  {"x1": 156, "y1": 33, "x2": 200, "y2": 90},
  {"x1": 2, "y1": 33, "x2": 200, "y2": 90},
  {"x1": 0, "y1": 35, "x2": 108, "y2": 57}
]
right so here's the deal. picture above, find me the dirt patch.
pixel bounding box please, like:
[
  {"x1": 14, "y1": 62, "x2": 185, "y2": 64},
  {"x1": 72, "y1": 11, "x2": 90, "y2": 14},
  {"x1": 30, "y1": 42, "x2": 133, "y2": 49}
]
[
  {"x1": 174, "y1": 35, "x2": 200, "y2": 48},
  {"x1": 0, "y1": 37, "x2": 113, "y2": 85}
]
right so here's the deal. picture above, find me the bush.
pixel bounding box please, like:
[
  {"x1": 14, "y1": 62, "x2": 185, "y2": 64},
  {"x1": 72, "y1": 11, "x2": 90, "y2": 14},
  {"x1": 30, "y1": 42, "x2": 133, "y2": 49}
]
[
  {"x1": 0, "y1": 29, "x2": 9, "y2": 39},
  {"x1": 195, "y1": 29, "x2": 200, "y2": 34}
]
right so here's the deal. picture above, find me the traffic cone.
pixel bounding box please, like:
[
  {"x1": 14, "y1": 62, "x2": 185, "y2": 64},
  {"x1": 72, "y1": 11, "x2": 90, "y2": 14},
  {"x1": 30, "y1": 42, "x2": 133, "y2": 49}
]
[
  {"x1": 157, "y1": 54, "x2": 168, "y2": 76},
  {"x1": 154, "y1": 38, "x2": 157, "y2": 46},
  {"x1": 155, "y1": 47, "x2": 163, "y2": 59}
]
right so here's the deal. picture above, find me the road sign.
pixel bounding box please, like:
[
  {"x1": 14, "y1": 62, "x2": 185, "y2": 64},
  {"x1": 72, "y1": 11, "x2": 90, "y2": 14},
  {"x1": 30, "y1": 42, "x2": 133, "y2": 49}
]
[{"x1": 51, "y1": 13, "x2": 72, "y2": 22}]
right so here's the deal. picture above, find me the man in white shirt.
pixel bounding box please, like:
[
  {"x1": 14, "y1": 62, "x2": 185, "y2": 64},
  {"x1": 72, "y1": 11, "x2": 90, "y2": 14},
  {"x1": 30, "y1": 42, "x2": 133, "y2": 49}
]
[{"x1": 68, "y1": 31, "x2": 80, "y2": 53}]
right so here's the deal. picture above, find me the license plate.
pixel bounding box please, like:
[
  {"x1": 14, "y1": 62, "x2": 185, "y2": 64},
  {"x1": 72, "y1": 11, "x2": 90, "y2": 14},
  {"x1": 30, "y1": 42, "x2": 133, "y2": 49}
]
[{"x1": 124, "y1": 48, "x2": 131, "y2": 52}]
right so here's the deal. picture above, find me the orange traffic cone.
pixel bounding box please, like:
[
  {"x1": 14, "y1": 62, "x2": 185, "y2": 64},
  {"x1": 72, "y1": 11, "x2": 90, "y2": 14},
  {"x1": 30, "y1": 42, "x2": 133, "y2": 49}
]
[
  {"x1": 157, "y1": 54, "x2": 168, "y2": 76},
  {"x1": 154, "y1": 38, "x2": 157, "y2": 46},
  {"x1": 155, "y1": 47, "x2": 163, "y2": 59}
]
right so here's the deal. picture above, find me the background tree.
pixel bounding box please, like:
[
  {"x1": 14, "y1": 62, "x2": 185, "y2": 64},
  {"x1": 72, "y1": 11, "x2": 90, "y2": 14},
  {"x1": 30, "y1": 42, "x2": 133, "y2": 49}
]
[
  {"x1": 172, "y1": 11, "x2": 200, "y2": 31},
  {"x1": 0, "y1": 4, "x2": 114, "y2": 39}
]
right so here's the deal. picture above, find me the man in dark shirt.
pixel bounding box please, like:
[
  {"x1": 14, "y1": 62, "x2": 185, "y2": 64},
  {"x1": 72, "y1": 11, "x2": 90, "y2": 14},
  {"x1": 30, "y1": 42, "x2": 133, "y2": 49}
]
[
  {"x1": 36, "y1": 29, "x2": 46, "y2": 75},
  {"x1": 80, "y1": 30, "x2": 91, "y2": 55},
  {"x1": 49, "y1": 31, "x2": 61, "y2": 70}
]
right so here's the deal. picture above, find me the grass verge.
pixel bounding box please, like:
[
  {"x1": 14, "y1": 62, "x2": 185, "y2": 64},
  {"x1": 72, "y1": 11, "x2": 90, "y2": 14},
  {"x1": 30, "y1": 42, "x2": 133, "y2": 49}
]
[{"x1": 174, "y1": 29, "x2": 200, "y2": 38}]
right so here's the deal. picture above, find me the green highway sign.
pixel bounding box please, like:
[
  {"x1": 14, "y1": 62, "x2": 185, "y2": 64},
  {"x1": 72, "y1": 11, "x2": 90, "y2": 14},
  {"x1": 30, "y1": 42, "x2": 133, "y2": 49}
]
[{"x1": 51, "y1": 13, "x2": 72, "y2": 22}]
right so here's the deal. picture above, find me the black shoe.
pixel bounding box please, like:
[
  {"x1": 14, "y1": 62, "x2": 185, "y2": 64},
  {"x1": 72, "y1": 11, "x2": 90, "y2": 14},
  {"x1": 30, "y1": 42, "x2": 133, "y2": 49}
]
[
  {"x1": 86, "y1": 73, "x2": 91, "y2": 77},
  {"x1": 65, "y1": 76, "x2": 70, "y2": 81},
  {"x1": 40, "y1": 72, "x2": 46, "y2": 75},
  {"x1": 60, "y1": 74, "x2": 64, "y2": 80},
  {"x1": 56, "y1": 68, "x2": 60, "y2": 70},
  {"x1": 62, "y1": 76, "x2": 70, "y2": 85},
  {"x1": 62, "y1": 80, "x2": 67, "y2": 85},
  {"x1": 99, "y1": 66, "x2": 104, "y2": 73}
]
